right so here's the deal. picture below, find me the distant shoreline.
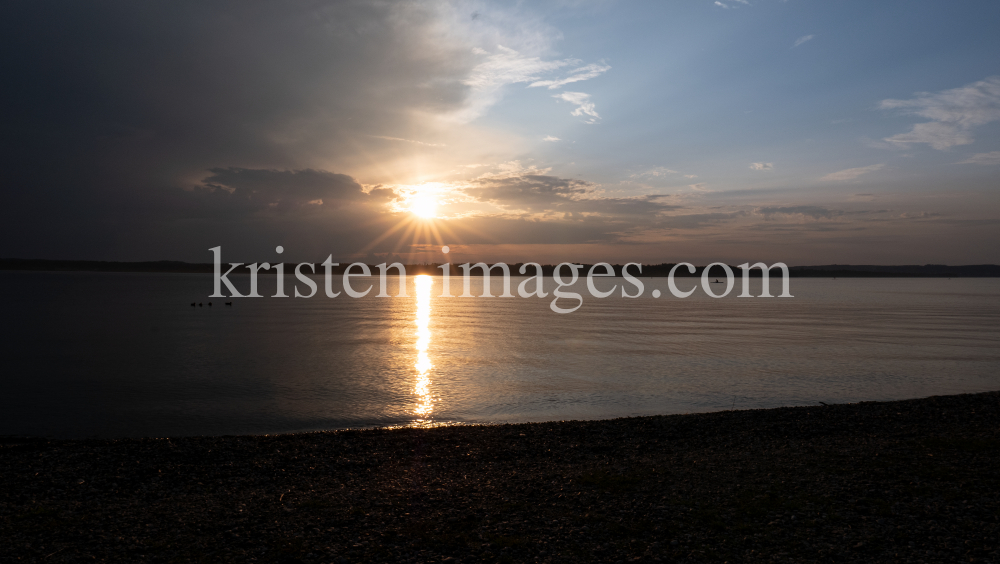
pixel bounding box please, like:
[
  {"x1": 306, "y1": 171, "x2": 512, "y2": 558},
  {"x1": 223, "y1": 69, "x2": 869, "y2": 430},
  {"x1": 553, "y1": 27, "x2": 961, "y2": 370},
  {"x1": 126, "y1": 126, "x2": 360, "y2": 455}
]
[{"x1": 2, "y1": 258, "x2": 999, "y2": 277}]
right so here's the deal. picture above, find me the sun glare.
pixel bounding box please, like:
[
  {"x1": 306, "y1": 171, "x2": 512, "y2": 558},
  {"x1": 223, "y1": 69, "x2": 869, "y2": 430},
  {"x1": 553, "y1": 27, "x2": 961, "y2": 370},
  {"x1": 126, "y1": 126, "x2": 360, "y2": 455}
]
[
  {"x1": 413, "y1": 275, "x2": 434, "y2": 420},
  {"x1": 410, "y1": 194, "x2": 438, "y2": 219}
]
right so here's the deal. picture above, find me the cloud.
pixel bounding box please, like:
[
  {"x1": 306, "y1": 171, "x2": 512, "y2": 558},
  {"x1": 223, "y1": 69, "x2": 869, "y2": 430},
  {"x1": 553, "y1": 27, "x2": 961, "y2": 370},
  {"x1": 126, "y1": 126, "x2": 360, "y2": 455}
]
[
  {"x1": 819, "y1": 164, "x2": 884, "y2": 182},
  {"x1": 462, "y1": 167, "x2": 682, "y2": 219},
  {"x1": 689, "y1": 183, "x2": 708, "y2": 191},
  {"x1": 0, "y1": 1, "x2": 482, "y2": 250},
  {"x1": 464, "y1": 173, "x2": 591, "y2": 211},
  {"x1": 195, "y1": 168, "x2": 394, "y2": 214},
  {"x1": 712, "y1": 1, "x2": 753, "y2": 11},
  {"x1": 656, "y1": 211, "x2": 747, "y2": 230},
  {"x1": 458, "y1": 45, "x2": 577, "y2": 121},
  {"x1": 793, "y1": 35, "x2": 814, "y2": 47},
  {"x1": 752, "y1": 206, "x2": 893, "y2": 223},
  {"x1": 458, "y1": 45, "x2": 611, "y2": 122},
  {"x1": 880, "y1": 76, "x2": 1000, "y2": 150},
  {"x1": 554, "y1": 91, "x2": 601, "y2": 123},
  {"x1": 931, "y1": 218, "x2": 1000, "y2": 227},
  {"x1": 528, "y1": 62, "x2": 611, "y2": 89},
  {"x1": 370, "y1": 135, "x2": 446, "y2": 147},
  {"x1": 570, "y1": 194, "x2": 684, "y2": 217},
  {"x1": 631, "y1": 167, "x2": 678, "y2": 178},
  {"x1": 749, "y1": 162, "x2": 774, "y2": 171},
  {"x1": 754, "y1": 206, "x2": 841, "y2": 220},
  {"x1": 542, "y1": 135, "x2": 561, "y2": 142},
  {"x1": 959, "y1": 151, "x2": 1000, "y2": 165},
  {"x1": 880, "y1": 122, "x2": 974, "y2": 151}
]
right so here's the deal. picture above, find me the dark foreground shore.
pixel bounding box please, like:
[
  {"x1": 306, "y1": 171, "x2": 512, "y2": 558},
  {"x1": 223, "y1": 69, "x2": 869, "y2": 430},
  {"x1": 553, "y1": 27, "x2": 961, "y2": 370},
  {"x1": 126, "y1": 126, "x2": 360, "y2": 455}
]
[{"x1": 2, "y1": 393, "x2": 998, "y2": 564}]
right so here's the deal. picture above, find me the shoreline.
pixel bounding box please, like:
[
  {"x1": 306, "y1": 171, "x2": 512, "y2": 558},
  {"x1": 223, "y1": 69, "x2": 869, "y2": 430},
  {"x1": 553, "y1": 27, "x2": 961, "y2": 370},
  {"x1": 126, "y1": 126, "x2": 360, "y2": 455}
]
[{"x1": 2, "y1": 391, "x2": 998, "y2": 563}]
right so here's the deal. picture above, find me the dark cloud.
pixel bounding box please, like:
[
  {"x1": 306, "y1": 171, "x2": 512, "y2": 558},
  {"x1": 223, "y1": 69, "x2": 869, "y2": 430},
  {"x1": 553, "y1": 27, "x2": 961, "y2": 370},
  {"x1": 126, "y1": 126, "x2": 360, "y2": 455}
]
[
  {"x1": 197, "y1": 168, "x2": 372, "y2": 213},
  {"x1": 0, "y1": 1, "x2": 472, "y2": 260},
  {"x1": 746, "y1": 223, "x2": 870, "y2": 233},
  {"x1": 754, "y1": 206, "x2": 843, "y2": 220},
  {"x1": 753, "y1": 206, "x2": 894, "y2": 221},
  {"x1": 1, "y1": 1, "x2": 470, "y2": 152},
  {"x1": 570, "y1": 195, "x2": 685, "y2": 217},
  {"x1": 463, "y1": 174, "x2": 591, "y2": 211},
  {"x1": 464, "y1": 173, "x2": 683, "y2": 217},
  {"x1": 930, "y1": 218, "x2": 1000, "y2": 227},
  {"x1": 655, "y1": 211, "x2": 747, "y2": 229}
]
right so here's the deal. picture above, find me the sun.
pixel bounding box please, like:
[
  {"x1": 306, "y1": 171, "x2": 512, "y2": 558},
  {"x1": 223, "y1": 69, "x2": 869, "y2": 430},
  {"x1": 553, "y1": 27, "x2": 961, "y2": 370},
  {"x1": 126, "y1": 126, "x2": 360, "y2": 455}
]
[{"x1": 409, "y1": 194, "x2": 438, "y2": 219}]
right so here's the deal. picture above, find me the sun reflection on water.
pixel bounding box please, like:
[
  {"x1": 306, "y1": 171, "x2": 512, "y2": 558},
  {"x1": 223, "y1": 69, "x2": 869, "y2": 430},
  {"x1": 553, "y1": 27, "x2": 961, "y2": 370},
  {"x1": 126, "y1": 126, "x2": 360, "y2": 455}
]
[{"x1": 413, "y1": 275, "x2": 434, "y2": 423}]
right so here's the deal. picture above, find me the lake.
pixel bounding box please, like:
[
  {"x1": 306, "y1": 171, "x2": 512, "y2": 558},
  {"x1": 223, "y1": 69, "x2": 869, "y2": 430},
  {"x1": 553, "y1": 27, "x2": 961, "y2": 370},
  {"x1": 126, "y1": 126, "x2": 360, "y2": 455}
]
[{"x1": 2, "y1": 271, "x2": 998, "y2": 438}]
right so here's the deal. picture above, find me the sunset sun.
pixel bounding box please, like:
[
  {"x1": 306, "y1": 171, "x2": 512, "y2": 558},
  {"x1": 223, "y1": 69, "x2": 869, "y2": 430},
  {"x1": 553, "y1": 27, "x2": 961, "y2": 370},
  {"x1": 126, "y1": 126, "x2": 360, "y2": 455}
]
[{"x1": 409, "y1": 194, "x2": 438, "y2": 219}]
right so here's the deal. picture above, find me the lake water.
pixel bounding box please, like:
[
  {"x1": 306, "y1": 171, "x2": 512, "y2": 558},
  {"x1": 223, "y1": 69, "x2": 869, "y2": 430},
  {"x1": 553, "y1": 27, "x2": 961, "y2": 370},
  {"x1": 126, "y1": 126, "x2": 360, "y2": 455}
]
[{"x1": 2, "y1": 271, "x2": 999, "y2": 438}]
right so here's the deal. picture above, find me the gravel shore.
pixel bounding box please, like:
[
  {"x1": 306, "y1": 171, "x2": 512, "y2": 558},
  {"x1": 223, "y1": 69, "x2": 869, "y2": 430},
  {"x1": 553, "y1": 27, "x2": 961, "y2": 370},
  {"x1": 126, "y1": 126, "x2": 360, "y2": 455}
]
[{"x1": 2, "y1": 392, "x2": 998, "y2": 564}]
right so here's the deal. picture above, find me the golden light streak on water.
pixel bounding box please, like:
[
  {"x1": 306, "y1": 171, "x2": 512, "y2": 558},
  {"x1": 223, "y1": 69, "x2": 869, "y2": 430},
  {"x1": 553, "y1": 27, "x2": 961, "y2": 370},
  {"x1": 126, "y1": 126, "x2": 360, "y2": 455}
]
[{"x1": 413, "y1": 275, "x2": 434, "y2": 421}]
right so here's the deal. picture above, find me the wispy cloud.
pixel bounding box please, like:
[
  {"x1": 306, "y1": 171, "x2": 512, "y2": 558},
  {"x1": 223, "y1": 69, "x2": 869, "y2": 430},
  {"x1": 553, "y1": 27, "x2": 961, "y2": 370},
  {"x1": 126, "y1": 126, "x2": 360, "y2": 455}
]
[
  {"x1": 554, "y1": 91, "x2": 600, "y2": 123},
  {"x1": 628, "y1": 167, "x2": 703, "y2": 184},
  {"x1": 460, "y1": 166, "x2": 686, "y2": 222},
  {"x1": 899, "y1": 211, "x2": 944, "y2": 220},
  {"x1": 456, "y1": 45, "x2": 612, "y2": 123},
  {"x1": 755, "y1": 205, "x2": 840, "y2": 220},
  {"x1": 529, "y1": 63, "x2": 611, "y2": 90},
  {"x1": 714, "y1": 1, "x2": 729, "y2": 8},
  {"x1": 749, "y1": 162, "x2": 774, "y2": 171},
  {"x1": 369, "y1": 135, "x2": 445, "y2": 147},
  {"x1": 879, "y1": 76, "x2": 1000, "y2": 150},
  {"x1": 819, "y1": 163, "x2": 884, "y2": 181},
  {"x1": 542, "y1": 135, "x2": 561, "y2": 142},
  {"x1": 457, "y1": 45, "x2": 577, "y2": 122},
  {"x1": 881, "y1": 122, "x2": 974, "y2": 151},
  {"x1": 959, "y1": 151, "x2": 1000, "y2": 165},
  {"x1": 631, "y1": 167, "x2": 678, "y2": 178},
  {"x1": 793, "y1": 35, "x2": 814, "y2": 47},
  {"x1": 753, "y1": 206, "x2": 888, "y2": 221},
  {"x1": 464, "y1": 46, "x2": 573, "y2": 90}
]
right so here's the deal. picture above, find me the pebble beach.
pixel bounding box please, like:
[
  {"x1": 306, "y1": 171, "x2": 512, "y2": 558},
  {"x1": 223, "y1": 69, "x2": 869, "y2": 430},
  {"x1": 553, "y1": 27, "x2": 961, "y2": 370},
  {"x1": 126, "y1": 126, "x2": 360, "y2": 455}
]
[{"x1": 2, "y1": 391, "x2": 998, "y2": 564}]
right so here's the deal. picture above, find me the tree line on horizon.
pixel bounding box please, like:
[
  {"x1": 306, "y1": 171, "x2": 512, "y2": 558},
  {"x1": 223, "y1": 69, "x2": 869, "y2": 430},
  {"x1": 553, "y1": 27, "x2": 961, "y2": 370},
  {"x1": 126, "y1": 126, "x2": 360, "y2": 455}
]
[{"x1": 1, "y1": 258, "x2": 999, "y2": 277}]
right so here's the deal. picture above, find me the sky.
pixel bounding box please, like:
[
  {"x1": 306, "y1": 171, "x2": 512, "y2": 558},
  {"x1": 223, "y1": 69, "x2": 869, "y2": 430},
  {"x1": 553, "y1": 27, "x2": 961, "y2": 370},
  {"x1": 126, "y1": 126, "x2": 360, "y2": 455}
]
[{"x1": 1, "y1": 0, "x2": 999, "y2": 266}]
